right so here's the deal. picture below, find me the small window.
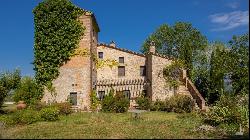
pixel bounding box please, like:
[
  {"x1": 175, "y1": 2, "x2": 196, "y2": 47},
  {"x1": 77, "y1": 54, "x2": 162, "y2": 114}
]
[
  {"x1": 140, "y1": 66, "x2": 146, "y2": 76},
  {"x1": 119, "y1": 57, "x2": 124, "y2": 63},
  {"x1": 118, "y1": 66, "x2": 125, "y2": 76},
  {"x1": 98, "y1": 52, "x2": 103, "y2": 59},
  {"x1": 97, "y1": 91, "x2": 105, "y2": 100}
]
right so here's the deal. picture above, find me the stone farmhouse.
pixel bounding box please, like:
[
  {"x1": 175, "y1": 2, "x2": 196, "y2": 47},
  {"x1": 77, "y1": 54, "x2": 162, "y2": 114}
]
[{"x1": 41, "y1": 9, "x2": 206, "y2": 111}]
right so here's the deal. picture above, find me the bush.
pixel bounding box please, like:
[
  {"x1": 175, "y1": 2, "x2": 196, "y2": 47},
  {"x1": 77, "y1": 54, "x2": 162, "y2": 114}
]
[
  {"x1": 90, "y1": 90, "x2": 100, "y2": 112},
  {"x1": 203, "y1": 93, "x2": 249, "y2": 129},
  {"x1": 150, "y1": 95, "x2": 195, "y2": 113},
  {"x1": 101, "y1": 90, "x2": 115, "y2": 112},
  {"x1": 113, "y1": 92, "x2": 130, "y2": 113},
  {"x1": 40, "y1": 106, "x2": 59, "y2": 121},
  {"x1": 29, "y1": 101, "x2": 47, "y2": 111},
  {"x1": 150, "y1": 99, "x2": 166, "y2": 111},
  {"x1": 7, "y1": 109, "x2": 41, "y2": 125},
  {"x1": 13, "y1": 77, "x2": 43, "y2": 105},
  {"x1": 135, "y1": 96, "x2": 151, "y2": 110},
  {"x1": 101, "y1": 90, "x2": 130, "y2": 113},
  {"x1": 169, "y1": 94, "x2": 195, "y2": 113},
  {"x1": 51, "y1": 102, "x2": 72, "y2": 115}
]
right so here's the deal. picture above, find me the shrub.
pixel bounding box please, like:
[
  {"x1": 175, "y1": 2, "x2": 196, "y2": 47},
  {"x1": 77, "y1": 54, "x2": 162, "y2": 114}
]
[
  {"x1": 150, "y1": 99, "x2": 166, "y2": 111},
  {"x1": 40, "y1": 106, "x2": 59, "y2": 121},
  {"x1": 90, "y1": 90, "x2": 100, "y2": 112},
  {"x1": 7, "y1": 109, "x2": 41, "y2": 125},
  {"x1": 13, "y1": 77, "x2": 43, "y2": 105},
  {"x1": 101, "y1": 90, "x2": 130, "y2": 113},
  {"x1": 135, "y1": 96, "x2": 151, "y2": 110},
  {"x1": 51, "y1": 102, "x2": 72, "y2": 115},
  {"x1": 203, "y1": 93, "x2": 249, "y2": 130},
  {"x1": 113, "y1": 92, "x2": 130, "y2": 113},
  {"x1": 29, "y1": 101, "x2": 47, "y2": 111},
  {"x1": 169, "y1": 94, "x2": 195, "y2": 113},
  {"x1": 101, "y1": 90, "x2": 115, "y2": 112}
]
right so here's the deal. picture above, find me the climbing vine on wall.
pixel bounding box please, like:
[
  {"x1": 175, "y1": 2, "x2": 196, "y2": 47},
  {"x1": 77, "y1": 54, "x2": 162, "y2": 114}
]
[
  {"x1": 70, "y1": 49, "x2": 119, "y2": 69},
  {"x1": 95, "y1": 58, "x2": 119, "y2": 69},
  {"x1": 33, "y1": 0, "x2": 85, "y2": 88},
  {"x1": 163, "y1": 59, "x2": 185, "y2": 89}
]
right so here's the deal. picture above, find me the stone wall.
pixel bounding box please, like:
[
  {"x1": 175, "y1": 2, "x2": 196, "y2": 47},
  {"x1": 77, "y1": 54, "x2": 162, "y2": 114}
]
[
  {"x1": 97, "y1": 45, "x2": 147, "y2": 80},
  {"x1": 149, "y1": 54, "x2": 174, "y2": 101}
]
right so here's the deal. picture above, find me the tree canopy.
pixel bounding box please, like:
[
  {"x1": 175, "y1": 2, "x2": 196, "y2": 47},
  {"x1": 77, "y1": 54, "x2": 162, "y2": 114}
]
[
  {"x1": 141, "y1": 22, "x2": 208, "y2": 78},
  {"x1": 142, "y1": 22, "x2": 249, "y2": 104}
]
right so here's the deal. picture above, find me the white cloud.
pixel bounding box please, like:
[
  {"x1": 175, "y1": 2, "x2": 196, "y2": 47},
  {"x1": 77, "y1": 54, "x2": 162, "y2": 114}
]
[
  {"x1": 226, "y1": 2, "x2": 240, "y2": 9},
  {"x1": 209, "y1": 11, "x2": 249, "y2": 31}
]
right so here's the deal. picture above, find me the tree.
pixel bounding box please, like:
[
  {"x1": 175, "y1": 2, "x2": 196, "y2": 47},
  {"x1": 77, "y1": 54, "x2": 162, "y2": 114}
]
[
  {"x1": 13, "y1": 76, "x2": 43, "y2": 105},
  {"x1": 192, "y1": 44, "x2": 211, "y2": 100},
  {"x1": 228, "y1": 33, "x2": 249, "y2": 95},
  {"x1": 141, "y1": 22, "x2": 208, "y2": 78},
  {"x1": 0, "y1": 69, "x2": 21, "y2": 108},
  {"x1": 208, "y1": 42, "x2": 229, "y2": 104}
]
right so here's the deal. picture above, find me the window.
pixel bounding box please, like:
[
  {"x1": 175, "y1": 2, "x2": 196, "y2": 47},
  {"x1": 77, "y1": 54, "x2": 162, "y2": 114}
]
[
  {"x1": 119, "y1": 57, "x2": 124, "y2": 63},
  {"x1": 97, "y1": 91, "x2": 105, "y2": 100},
  {"x1": 142, "y1": 90, "x2": 147, "y2": 97},
  {"x1": 70, "y1": 92, "x2": 77, "y2": 106},
  {"x1": 118, "y1": 66, "x2": 125, "y2": 76},
  {"x1": 123, "y1": 90, "x2": 131, "y2": 100},
  {"x1": 98, "y1": 52, "x2": 103, "y2": 59},
  {"x1": 140, "y1": 66, "x2": 146, "y2": 76}
]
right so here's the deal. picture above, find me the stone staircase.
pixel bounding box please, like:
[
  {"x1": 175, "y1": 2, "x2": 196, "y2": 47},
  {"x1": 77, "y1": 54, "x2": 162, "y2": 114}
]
[
  {"x1": 177, "y1": 84, "x2": 199, "y2": 109},
  {"x1": 179, "y1": 69, "x2": 207, "y2": 111},
  {"x1": 177, "y1": 85, "x2": 192, "y2": 96},
  {"x1": 70, "y1": 106, "x2": 82, "y2": 112}
]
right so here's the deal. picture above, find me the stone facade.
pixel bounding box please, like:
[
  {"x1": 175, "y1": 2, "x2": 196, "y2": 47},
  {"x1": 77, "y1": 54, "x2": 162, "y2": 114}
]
[{"x1": 42, "y1": 9, "x2": 206, "y2": 111}]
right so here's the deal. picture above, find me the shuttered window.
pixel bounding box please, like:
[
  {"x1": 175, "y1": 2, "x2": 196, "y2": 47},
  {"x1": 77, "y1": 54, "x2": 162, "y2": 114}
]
[
  {"x1": 119, "y1": 57, "x2": 124, "y2": 63},
  {"x1": 118, "y1": 66, "x2": 125, "y2": 76}
]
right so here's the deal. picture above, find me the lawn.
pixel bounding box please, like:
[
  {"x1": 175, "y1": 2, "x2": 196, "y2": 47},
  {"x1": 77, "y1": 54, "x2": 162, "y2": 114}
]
[{"x1": 0, "y1": 110, "x2": 239, "y2": 139}]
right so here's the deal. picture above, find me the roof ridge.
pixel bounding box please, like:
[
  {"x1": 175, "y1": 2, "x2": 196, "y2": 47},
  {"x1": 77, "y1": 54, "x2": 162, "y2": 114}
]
[
  {"x1": 98, "y1": 43, "x2": 175, "y2": 60},
  {"x1": 145, "y1": 52, "x2": 175, "y2": 60},
  {"x1": 98, "y1": 43, "x2": 146, "y2": 57}
]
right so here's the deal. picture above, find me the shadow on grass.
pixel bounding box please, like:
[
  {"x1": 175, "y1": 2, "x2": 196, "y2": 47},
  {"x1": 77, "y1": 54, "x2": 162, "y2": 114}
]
[{"x1": 223, "y1": 134, "x2": 249, "y2": 139}]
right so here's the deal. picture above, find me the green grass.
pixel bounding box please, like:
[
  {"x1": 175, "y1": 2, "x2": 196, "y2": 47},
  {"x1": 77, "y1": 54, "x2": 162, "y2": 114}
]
[{"x1": 0, "y1": 111, "x2": 235, "y2": 139}]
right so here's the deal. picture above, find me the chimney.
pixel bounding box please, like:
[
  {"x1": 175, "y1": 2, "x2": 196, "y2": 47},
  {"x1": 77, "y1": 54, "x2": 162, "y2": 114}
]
[
  {"x1": 110, "y1": 41, "x2": 116, "y2": 47},
  {"x1": 149, "y1": 41, "x2": 156, "y2": 54}
]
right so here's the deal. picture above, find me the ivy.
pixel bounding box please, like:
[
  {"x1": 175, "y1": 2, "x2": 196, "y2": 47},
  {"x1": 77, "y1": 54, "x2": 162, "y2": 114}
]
[
  {"x1": 90, "y1": 90, "x2": 101, "y2": 112},
  {"x1": 33, "y1": 0, "x2": 85, "y2": 88},
  {"x1": 163, "y1": 59, "x2": 185, "y2": 89},
  {"x1": 70, "y1": 48, "x2": 119, "y2": 69},
  {"x1": 95, "y1": 59, "x2": 119, "y2": 69}
]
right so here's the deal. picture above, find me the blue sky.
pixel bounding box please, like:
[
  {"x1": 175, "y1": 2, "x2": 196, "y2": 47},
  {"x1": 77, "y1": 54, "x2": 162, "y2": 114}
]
[{"x1": 0, "y1": 0, "x2": 249, "y2": 76}]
